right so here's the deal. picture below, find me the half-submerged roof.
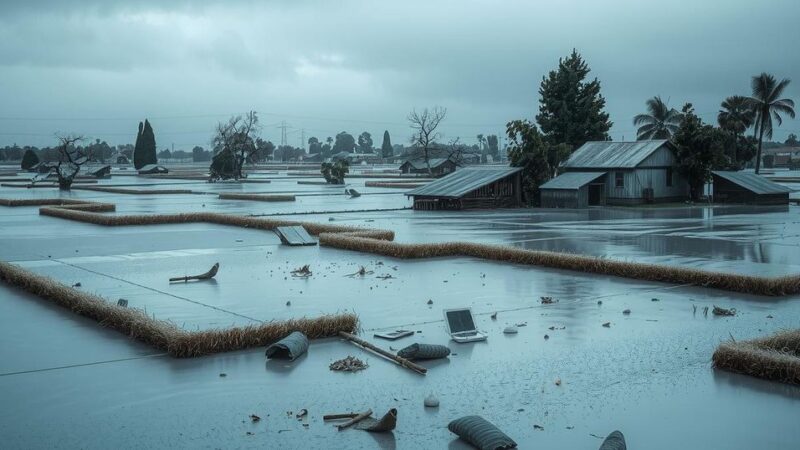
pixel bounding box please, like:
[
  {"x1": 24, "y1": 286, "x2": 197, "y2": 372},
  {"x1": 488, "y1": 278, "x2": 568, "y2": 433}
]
[
  {"x1": 712, "y1": 171, "x2": 793, "y2": 195},
  {"x1": 563, "y1": 140, "x2": 672, "y2": 169},
  {"x1": 406, "y1": 166, "x2": 522, "y2": 198},
  {"x1": 540, "y1": 171, "x2": 607, "y2": 190}
]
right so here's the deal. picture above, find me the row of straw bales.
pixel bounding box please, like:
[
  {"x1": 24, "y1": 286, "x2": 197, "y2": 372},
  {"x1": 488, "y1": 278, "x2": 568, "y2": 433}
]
[
  {"x1": 218, "y1": 193, "x2": 296, "y2": 202},
  {"x1": 3, "y1": 196, "x2": 799, "y2": 296},
  {"x1": 73, "y1": 186, "x2": 194, "y2": 195},
  {"x1": 713, "y1": 329, "x2": 800, "y2": 385},
  {"x1": 0, "y1": 260, "x2": 358, "y2": 357}
]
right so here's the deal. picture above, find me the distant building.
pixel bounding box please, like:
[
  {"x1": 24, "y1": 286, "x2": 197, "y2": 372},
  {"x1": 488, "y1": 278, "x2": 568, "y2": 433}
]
[
  {"x1": 540, "y1": 140, "x2": 689, "y2": 208},
  {"x1": 398, "y1": 157, "x2": 458, "y2": 177},
  {"x1": 712, "y1": 171, "x2": 791, "y2": 205},
  {"x1": 406, "y1": 166, "x2": 522, "y2": 210}
]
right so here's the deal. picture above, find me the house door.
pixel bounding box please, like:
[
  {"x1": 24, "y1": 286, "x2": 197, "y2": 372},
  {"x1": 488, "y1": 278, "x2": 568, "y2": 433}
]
[{"x1": 588, "y1": 183, "x2": 604, "y2": 206}]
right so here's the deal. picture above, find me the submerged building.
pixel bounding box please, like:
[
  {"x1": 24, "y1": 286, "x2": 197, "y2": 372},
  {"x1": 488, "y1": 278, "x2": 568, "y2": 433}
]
[
  {"x1": 711, "y1": 171, "x2": 791, "y2": 205},
  {"x1": 406, "y1": 166, "x2": 522, "y2": 210},
  {"x1": 398, "y1": 157, "x2": 458, "y2": 177},
  {"x1": 540, "y1": 140, "x2": 689, "y2": 208}
]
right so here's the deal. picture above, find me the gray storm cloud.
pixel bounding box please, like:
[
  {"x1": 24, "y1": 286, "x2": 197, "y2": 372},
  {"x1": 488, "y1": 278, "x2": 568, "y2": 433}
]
[{"x1": 0, "y1": 0, "x2": 798, "y2": 148}]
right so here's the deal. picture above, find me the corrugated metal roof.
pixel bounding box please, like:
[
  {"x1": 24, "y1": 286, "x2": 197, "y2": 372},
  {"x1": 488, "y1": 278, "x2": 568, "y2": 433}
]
[
  {"x1": 712, "y1": 171, "x2": 793, "y2": 194},
  {"x1": 540, "y1": 171, "x2": 607, "y2": 190},
  {"x1": 402, "y1": 158, "x2": 451, "y2": 170},
  {"x1": 563, "y1": 140, "x2": 671, "y2": 169},
  {"x1": 406, "y1": 166, "x2": 522, "y2": 198}
]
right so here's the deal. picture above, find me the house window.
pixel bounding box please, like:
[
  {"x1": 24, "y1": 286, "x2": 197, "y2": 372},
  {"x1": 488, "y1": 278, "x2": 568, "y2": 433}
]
[
  {"x1": 666, "y1": 168, "x2": 673, "y2": 187},
  {"x1": 615, "y1": 172, "x2": 624, "y2": 188}
]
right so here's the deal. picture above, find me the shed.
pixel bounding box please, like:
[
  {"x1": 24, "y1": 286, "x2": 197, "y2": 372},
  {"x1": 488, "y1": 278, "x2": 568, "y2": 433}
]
[
  {"x1": 406, "y1": 166, "x2": 522, "y2": 210},
  {"x1": 712, "y1": 171, "x2": 791, "y2": 205},
  {"x1": 540, "y1": 172, "x2": 607, "y2": 208},
  {"x1": 138, "y1": 164, "x2": 169, "y2": 175},
  {"x1": 551, "y1": 140, "x2": 689, "y2": 207},
  {"x1": 399, "y1": 158, "x2": 458, "y2": 177}
]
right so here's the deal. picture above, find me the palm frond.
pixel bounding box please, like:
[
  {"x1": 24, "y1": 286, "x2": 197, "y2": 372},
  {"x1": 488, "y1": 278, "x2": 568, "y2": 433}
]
[{"x1": 633, "y1": 114, "x2": 655, "y2": 126}]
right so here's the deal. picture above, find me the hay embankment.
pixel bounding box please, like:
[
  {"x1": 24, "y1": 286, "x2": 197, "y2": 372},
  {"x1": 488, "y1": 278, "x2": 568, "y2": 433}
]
[
  {"x1": 218, "y1": 193, "x2": 296, "y2": 202},
  {"x1": 713, "y1": 329, "x2": 800, "y2": 385},
  {"x1": 2, "y1": 196, "x2": 798, "y2": 296},
  {"x1": 72, "y1": 186, "x2": 194, "y2": 195},
  {"x1": 0, "y1": 260, "x2": 358, "y2": 357}
]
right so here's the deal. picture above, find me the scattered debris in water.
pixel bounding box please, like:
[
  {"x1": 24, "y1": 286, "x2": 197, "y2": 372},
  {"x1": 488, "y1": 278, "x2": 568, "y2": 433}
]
[
  {"x1": 503, "y1": 326, "x2": 518, "y2": 334},
  {"x1": 72, "y1": 282, "x2": 82, "y2": 287},
  {"x1": 296, "y1": 409, "x2": 308, "y2": 419},
  {"x1": 540, "y1": 296, "x2": 557, "y2": 304},
  {"x1": 250, "y1": 414, "x2": 261, "y2": 423},
  {"x1": 117, "y1": 298, "x2": 128, "y2": 307},
  {"x1": 602, "y1": 322, "x2": 611, "y2": 328},
  {"x1": 712, "y1": 305, "x2": 737, "y2": 316},
  {"x1": 346, "y1": 266, "x2": 374, "y2": 277},
  {"x1": 622, "y1": 309, "x2": 631, "y2": 315},
  {"x1": 544, "y1": 334, "x2": 549, "y2": 340},
  {"x1": 424, "y1": 394, "x2": 440, "y2": 408},
  {"x1": 651, "y1": 298, "x2": 660, "y2": 302},
  {"x1": 426, "y1": 299, "x2": 433, "y2": 305},
  {"x1": 169, "y1": 263, "x2": 219, "y2": 283},
  {"x1": 329, "y1": 356, "x2": 368, "y2": 372},
  {"x1": 291, "y1": 265, "x2": 313, "y2": 277},
  {"x1": 534, "y1": 424, "x2": 544, "y2": 430},
  {"x1": 490, "y1": 312, "x2": 497, "y2": 320},
  {"x1": 555, "y1": 378, "x2": 562, "y2": 386},
  {"x1": 219, "y1": 373, "x2": 227, "y2": 377}
]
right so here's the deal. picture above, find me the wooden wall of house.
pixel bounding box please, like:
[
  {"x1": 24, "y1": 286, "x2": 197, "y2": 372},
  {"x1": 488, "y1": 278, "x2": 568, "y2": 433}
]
[
  {"x1": 604, "y1": 168, "x2": 689, "y2": 203},
  {"x1": 541, "y1": 188, "x2": 587, "y2": 208},
  {"x1": 638, "y1": 145, "x2": 678, "y2": 168}
]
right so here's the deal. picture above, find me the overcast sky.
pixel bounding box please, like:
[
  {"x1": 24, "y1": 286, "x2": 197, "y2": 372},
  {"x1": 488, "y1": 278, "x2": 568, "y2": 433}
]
[{"x1": 0, "y1": 0, "x2": 798, "y2": 149}]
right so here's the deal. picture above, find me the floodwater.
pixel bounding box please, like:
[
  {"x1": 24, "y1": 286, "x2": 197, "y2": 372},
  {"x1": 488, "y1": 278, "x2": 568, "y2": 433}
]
[{"x1": 1, "y1": 169, "x2": 799, "y2": 449}]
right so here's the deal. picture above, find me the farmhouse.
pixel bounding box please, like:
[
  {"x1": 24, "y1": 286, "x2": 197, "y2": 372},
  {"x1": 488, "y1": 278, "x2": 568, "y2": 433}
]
[
  {"x1": 406, "y1": 166, "x2": 522, "y2": 210},
  {"x1": 398, "y1": 157, "x2": 458, "y2": 177},
  {"x1": 541, "y1": 140, "x2": 689, "y2": 208},
  {"x1": 711, "y1": 171, "x2": 791, "y2": 205}
]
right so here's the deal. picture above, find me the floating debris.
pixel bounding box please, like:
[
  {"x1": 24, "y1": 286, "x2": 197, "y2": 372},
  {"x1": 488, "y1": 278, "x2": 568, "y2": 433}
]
[
  {"x1": 296, "y1": 409, "x2": 308, "y2": 419},
  {"x1": 548, "y1": 326, "x2": 566, "y2": 330},
  {"x1": 291, "y1": 265, "x2": 312, "y2": 278},
  {"x1": 427, "y1": 299, "x2": 433, "y2": 305},
  {"x1": 219, "y1": 373, "x2": 227, "y2": 377},
  {"x1": 712, "y1": 305, "x2": 737, "y2": 316},
  {"x1": 651, "y1": 298, "x2": 660, "y2": 302},
  {"x1": 424, "y1": 394, "x2": 440, "y2": 408},
  {"x1": 555, "y1": 378, "x2": 561, "y2": 386},
  {"x1": 117, "y1": 298, "x2": 128, "y2": 307},
  {"x1": 329, "y1": 356, "x2": 369, "y2": 372},
  {"x1": 346, "y1": 266, "x2": 374, "y2": 277},
  {"x1": 490, "y1": 312, "x2": 497, "y2": 320},
  {"x1": 602, "y1": 322, "x2": 611, "y2": 328},
  {"x1": 72, "y1": 282, "x2": 82, "y2": 288},
  {"x1": 169, "y1": 263, "x2": 219, "y2": 283},
  {"x1": 376, "y1": 274, "x2": 395, "y2": 280},
  {"x1": 503, "y1": 326, "x2": 519, "y2": 334},
  {"x1": 540, "y1": 296, "x2": 557, "y2": 304},
  {"x1": 250, "y1": 414, "x2": 261, "y2": 423},
  {"x1": 544, "y1": 334, "x2": 549, "y2": 340},
  {"x1": 534, "y1": 424, "x2": 545, "y2": 430},
  {"x1": 622, "y1": 309, "x2": 631, "y2": 315}
]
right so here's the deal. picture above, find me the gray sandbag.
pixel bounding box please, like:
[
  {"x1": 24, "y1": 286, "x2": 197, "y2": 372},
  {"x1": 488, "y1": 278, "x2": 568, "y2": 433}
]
[
  {"x1": 448, "y1": 415, "x2": 517, "y2": 450},
  {"x1": 397, "y1": 343, "x2": 451, "y2": 360},
  {"x1": 265, "y1": 331, "x2": 308, "y2": 361},
  {"x1": 355, "y1": 408, "x2": 397, "y2": 432},
  {"x1": 599, "y1": 430, "x2": 626, "y2": 450}
]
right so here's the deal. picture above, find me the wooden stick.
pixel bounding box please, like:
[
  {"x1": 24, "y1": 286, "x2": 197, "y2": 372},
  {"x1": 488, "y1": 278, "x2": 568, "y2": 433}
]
[
  {"x1": 337, "y1": 409, "x2": 372, "y2": 430},
  {"x1": 338, "y1": 331, "x2": 427, "y2": 375},
  {"x1": 169, "y1": 263, "x2": 219, "y2": 282},
  {"x1": 323, "y1": 412, "x2": 358, "y2": 421}
]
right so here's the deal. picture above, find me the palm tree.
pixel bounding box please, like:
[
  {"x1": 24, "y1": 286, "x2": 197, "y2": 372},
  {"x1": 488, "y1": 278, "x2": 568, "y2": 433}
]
[
  {"x1": 748, "y1": 73, "x2": 795, "y2": 173},
  {"x1": 718, "y1": 95, "x2": 755, "y2": 166},
  {"x1": 633, "y1": 96, "x2": 683, "y2": 140}
]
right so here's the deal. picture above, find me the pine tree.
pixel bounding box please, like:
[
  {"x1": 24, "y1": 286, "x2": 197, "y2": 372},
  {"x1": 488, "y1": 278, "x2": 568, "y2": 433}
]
[
  {"x1": 536, "y1": 49, "x2": 612, "y2": 150},
  {"x1": 381, "y1": 130, "x2": 392, "y2": 158},
  {"x1": 21, "y1": 148, "x2": 40, "y2": 170},
  {"x1": 133, "y1": 119, "x2": 158, "y2": 169}
]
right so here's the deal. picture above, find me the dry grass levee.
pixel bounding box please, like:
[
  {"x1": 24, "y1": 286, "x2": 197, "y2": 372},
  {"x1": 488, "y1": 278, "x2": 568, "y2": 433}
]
[
  {"x1": 218, "y1": 193, "x2": 296, "y2": 202},
  {"x1": 72, "y1": 186, "x2": 194, "y2": 195},
  {"x1": 713, "y1": 329, "x2": 800, "y2": 385},
  {"x1": 0, "y1": 260, "x2": 358, "y2": 357}
]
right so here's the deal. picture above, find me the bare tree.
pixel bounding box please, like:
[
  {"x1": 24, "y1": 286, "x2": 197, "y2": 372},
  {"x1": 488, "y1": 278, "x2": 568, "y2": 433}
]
[
  {"x1": 445, "y1": 137, "x2": 466, "y2": 166},
  {"x1": 408, "y1": 106, "x2": 447, "y2": 175},
  {"x1": 210, "y1": 111, "x2": 261, "y2": 180},
  {"x1": 53, "y1": 134, "x2": 88, "y2": 190}
]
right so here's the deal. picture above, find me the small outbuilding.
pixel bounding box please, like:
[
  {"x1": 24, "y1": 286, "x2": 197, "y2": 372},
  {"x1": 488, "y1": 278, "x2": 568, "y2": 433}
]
[
  {"x1": 711, "y1": 171, "x2": 791, "y2": 205},
  {"x1": 406, "y1": 166, "x2": 522, "y2": 210},
  {"x1": 541, "y1": 140, "x2": 690, "y2": 208},
  {"x1": 138, "y1": 164, "x2": 169, "y2": 175},
  {"x1": 399, "y1": 158, "x2": 458, "y2": 177}
]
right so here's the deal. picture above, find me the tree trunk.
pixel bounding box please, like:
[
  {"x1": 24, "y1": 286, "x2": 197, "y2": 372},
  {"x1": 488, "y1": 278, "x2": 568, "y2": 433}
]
[
  {"x1": 755, "y1": 124, "x2": 764, "y2": 174},
  {"x1": 58, "y1": 177, "x2": 73, "y2": 191},
  {"x1": 731, "y1": 131, "x2": 738, "y2": 169}
]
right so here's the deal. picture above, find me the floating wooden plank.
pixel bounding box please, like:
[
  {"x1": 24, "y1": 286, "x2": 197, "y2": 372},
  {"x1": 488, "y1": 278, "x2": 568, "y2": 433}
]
[{"x1": 275, "y1": 225, "x2": 317, "y2": 246}]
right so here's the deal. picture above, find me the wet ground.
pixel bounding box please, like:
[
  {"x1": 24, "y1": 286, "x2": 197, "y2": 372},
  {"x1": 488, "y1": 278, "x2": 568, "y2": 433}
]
[{"x1": 1, "y1": 167, "x2": 799, "y2": 449}]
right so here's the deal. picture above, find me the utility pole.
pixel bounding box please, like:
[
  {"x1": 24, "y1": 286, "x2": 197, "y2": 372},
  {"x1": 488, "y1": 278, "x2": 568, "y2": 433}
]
[{"x1": 300, "y1": 129, "x2": 305, "y2": 152}]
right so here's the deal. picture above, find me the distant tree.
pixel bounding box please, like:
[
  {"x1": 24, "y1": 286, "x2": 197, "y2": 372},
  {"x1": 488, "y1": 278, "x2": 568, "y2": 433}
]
[
  {"x1": 506, "y1": 119, "x2": 570, "y2": 205},
  {"x1": 672, "y1": 104, "x2": 728, "y2": 200},
  {"x1": 133, "y1": 119, "x2": 157, "y2": 169},
  {"x1": 192, "y1": 146, "x2": 211, "y2": 162},
  {"x1": 381, "y1": 130, "x2": 392, "y2": 158},
  {"x1": 357, "y1": 132, "x2": 373, "y2": 153},
  {"x1": 254, "y1": 138, "x2": 275, "y2": 162},
  {"x1": 320, "y1": 159, "x2": 349, "y2": 184},
  {"x1": 408, "y1": 106, "x2": 447, "y2": 175},
  {"x1": 158, "y1": 149, "x2": 172, "y2": 160},
  {"x1": 537, "y1": 49, "x2": 612, "y2": 148},
  {"x1": 748, "y1": 73, "x2": 795, "y2": 173},
  {"x1": 52, "y1": 134, "x2": 88, "y2": 190},
  {"x1": 634, "y1": 96, "x2": 683, "y2": 140},
  {"x1": 209, "y1": 111, "x2": 260, "y2": 180},
  {"x1": 786, "y1": 133, "x2": 799, "y2": 147},
  {"x1": 172, "y1": 150, "x2": 190, "y2": 160},
  {"x1": 486, "y1": 135, "x2": 499, "y2": 159},
  {"x1": 332, "y1": 132, "x2": 356, "y2": 153},
  {"x1": 308, "y1": 137, "x2": 322, "y2": 154},
  {"x1": 21, "y1": 149, "x2": 40, "y2": 170},
  {"x1": 717, "y1": 95, "x2": 755, "y2": 166}
]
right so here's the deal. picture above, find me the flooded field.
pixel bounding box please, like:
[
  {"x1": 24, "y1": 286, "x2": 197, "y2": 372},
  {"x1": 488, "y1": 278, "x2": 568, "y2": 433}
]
[{"x1": 1, "y1": 169, "x2": 799, "y2": 449}]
